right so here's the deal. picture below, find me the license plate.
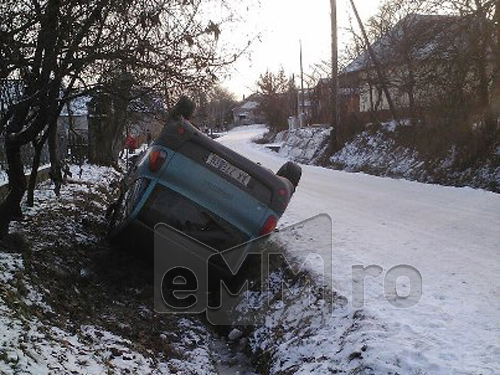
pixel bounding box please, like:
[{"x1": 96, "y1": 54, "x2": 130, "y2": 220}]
[{"x1": 206, "y1": 153, "x2": 251, "y2": 186}]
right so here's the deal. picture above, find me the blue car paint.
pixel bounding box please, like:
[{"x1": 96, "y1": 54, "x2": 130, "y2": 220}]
[{"x1": 124, "y1": 145, "x2": 278, "y2": 241}]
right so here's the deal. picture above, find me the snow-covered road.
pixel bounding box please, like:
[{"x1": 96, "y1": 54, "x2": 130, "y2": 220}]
[{"x1": 218, "y1": 125, "x2": 500, "y2": 375}]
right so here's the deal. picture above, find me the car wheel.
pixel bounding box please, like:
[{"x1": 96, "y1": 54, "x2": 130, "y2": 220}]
[{"x1": 276, "y1": 161, "x2": 302, "y2": 190}]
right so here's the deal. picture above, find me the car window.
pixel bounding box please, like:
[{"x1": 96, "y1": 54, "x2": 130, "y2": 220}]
[{"x1": 138, "y1": 185, "x2": 248, "y2": 251}]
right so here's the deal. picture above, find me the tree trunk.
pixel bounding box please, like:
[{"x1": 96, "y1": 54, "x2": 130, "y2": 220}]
[
  {"x1": 0, "y1": 139, "x2": 26, "y2": 237},
  {"x1": 88, "y1": 93, "x2": 126, "y2": 167},
  {"x1": 405, "y1": 57, "x2": 417, "y2": 124},
  {"x1": 349, "y1": 0, "x2": 399, "y2": 123},
  {"x1": 491, "y1": 1, "x2": 500, "y2": 114},
  {"x1": 88, "y1": 115, "x2": 123, "y2": 166},
  {"x1": 473, "y1": 1, "x2": 495, "y2": 144},
  {"x1": 48, "y1": 121, "x2": 63, "y2": 196},
  {"x1": 27, "y1": 129, "x2": 50, "y2": 207},
  {"x1": 27, "y1": 142, "x2": 42, "y2": 207}
]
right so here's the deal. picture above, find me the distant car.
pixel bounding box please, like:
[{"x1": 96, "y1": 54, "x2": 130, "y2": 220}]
[{"x1": 107, "y1": 119, "x2": 301, "y2": 257}]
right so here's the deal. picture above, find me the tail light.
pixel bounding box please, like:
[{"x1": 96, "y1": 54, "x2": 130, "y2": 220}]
[
  {"x1": 260, "y1": 215, "x2": 278, "y2": 236},
  {"x1": 149, "y1": 149, "x2": 167, "y2": 172}
]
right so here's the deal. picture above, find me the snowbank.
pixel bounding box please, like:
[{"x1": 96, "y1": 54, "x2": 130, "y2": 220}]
[
  {"x1": 330, "y1": 127, "x2": 423, "y2": 177},
  {"x1": 330, "y1": 124, "x2": 500, "y2": 191},
  {"x1": 258, "y1": 121, "x2": 499, "y2": 192},
  {"x1": 229, "y1": 240, "x2": 389, "y2": 375},
  {"x1": 274, "y1": 126, "x2": 331, "y2": 164}
]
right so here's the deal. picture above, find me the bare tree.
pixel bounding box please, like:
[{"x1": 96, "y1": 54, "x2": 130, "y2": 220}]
[
  {"x1": 447, "y1": 0, "x2": 498, "y2": 138},
  {"x1": 343, "y1": 0, "x2": 497, "y2": 126},
  {"x1": 196, "y1": 86, "x2": 237, "y2": 130},
  {"x1": 0, "y1": 0, "x2": 252, "y2": 237}
]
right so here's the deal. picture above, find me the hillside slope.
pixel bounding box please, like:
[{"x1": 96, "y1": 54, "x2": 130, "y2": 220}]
[{"x1": 270, "y1": 122, "x2": 499, "y2": 192}]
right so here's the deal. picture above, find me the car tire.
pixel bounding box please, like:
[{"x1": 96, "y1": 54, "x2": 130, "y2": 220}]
[{"x1": 276, "y1": 161, "x2": 302, "y2": 190}]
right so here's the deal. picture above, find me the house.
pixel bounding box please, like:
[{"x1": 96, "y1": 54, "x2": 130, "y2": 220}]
[
  {"x1": 232, "y1": 94, "x2": 265, "y2": 126},
  {"x1": 126, "y1": 93, "x2": 166, "y2": 144},
  {"x1": 1, "y1": 80, "x2": 91, "y2": 144},
  {"x1": 56, "y1": 95, "x2": 92, "y2": 162},
  {"x1": 340, "y1": 14, "x2": 486, "y2": 120},
  {"x1": 312, "y1": 78, "x2": 360, "y2": 125},
  {"x1": 61, "y1": 91, "x2": 166, "y2": 147},
  {"x1": 58, "y1": 95, "x2": 92, "y2": 143},
  {"x1": 297, "y1": 88, "x2": 315, "y2": 119}
]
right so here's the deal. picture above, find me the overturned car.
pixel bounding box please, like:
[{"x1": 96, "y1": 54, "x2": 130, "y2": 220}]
[{"x1": 107, "y1": 119, "x2": 301, "y2": 255}]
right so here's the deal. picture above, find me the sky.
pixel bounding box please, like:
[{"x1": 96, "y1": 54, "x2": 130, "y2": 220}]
[{"x1": 221, "y1": 0, "x2": 384, "y2": 99}]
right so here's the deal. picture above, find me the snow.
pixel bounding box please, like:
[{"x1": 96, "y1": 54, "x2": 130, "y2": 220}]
[
  {"x1": 330, "y1": 128, "x2": 422, "y2": 175},
  {"x1": 217, "y1": 124, "x2": 500, "y2": 375},
  {"x1": 0, "y1": 163, "x2": 230, "y2": 375},
  {"x1": 379, "y1": 119, "x2": 412, "y2": 132},
  {"x1": 241, "y1": 101, "x2": 259, "y2": 110},
  {"x1": 329, "y1": 122, "x2": 499, "y2": 190},
  {"x1": 0, "y1": 164, "x2": 52, "y2": 187},
  {"x1": 0, "y1": 252, "x2": 23, "y2": 284},
  {"x1": 0, "y1": 169, "x2": 7, "y2": 185},
  {"x1": 59, "y1": 95, "x2": 92, "y2": 116},
  {"x1": 2, "y1": 125, "x2": 498, "y2": 374},
  {"x1": 274, "y1": 126, "x2": 331, "y2": 164}
]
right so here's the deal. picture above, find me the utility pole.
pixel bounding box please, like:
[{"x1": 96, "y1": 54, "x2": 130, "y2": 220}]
[
  {"x1": 299, "y1": 40, "x2": 305, "y2": 120},
  {"x1": 348, "y1": 0, "x2": 399, "y2": 122},
  {"x1": 291, "y1": 73, "x2": 298, "y2": 116},
  {"x1": 330, "y1": 0, "x2": 339, "y2": 127}
]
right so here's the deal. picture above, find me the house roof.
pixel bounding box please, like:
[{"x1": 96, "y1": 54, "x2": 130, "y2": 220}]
[
  {"x1": 60, "y1": 91, "x2": 166, "y2": 117},
  {"x1": 232, "y1": 93, "x2": 262, "y2": 113},
  {"x1": 241, "y1": 100, "x2": 259, "y2": 110},
  {"x1": 343, "y1": 14, "x2": 464, "y2": 73},
  {"x1": 128, "y1": 95, "x2": 166, "y2": 114},
  {"x1": 60, "y1": 95, "x2": 92, "y2": 116}
]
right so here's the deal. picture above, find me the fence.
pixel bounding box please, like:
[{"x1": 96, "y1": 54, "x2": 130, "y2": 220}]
[
  {"x1": 67, "y1": 131, "x2": 88, "y2": 165},
  {"x1": 0, "y1": 126, "x2": 90, "y2": 185},
  {"x1": 0, "y1": 135, "x2": 52, "y2": 184}
]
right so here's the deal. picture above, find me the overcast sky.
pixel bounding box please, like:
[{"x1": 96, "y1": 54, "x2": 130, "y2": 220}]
[{"x1": 221, "y1": 0, "x2": 383, "y2": 98}]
